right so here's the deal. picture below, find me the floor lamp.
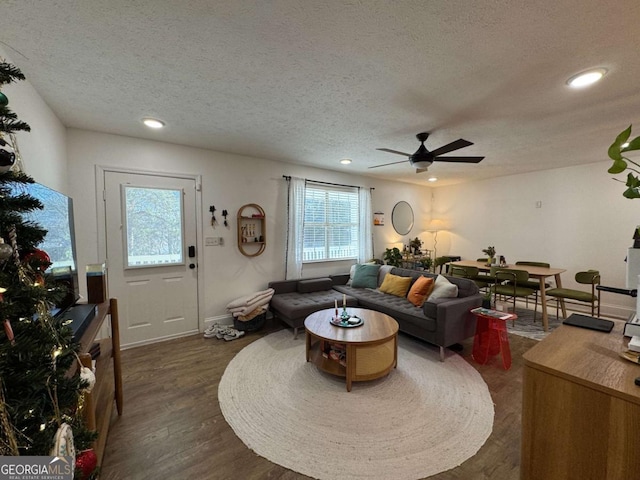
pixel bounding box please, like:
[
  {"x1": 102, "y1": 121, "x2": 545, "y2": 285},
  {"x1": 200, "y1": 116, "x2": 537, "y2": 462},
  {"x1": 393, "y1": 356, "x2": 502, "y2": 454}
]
[{"x1": 427, "y1": 219, "x2": 447, "y2": 271}]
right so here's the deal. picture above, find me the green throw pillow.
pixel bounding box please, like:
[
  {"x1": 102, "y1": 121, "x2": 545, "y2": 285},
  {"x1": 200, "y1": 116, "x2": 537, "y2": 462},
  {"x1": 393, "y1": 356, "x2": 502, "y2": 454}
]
[{"x1": 351, "y1": 264, "x2": 381, "y2": 289}]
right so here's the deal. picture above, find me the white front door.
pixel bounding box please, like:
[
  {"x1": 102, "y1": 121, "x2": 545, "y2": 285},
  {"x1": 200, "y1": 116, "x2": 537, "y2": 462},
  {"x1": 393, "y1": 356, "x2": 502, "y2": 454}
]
[{"x1": 104, "y1": 171, "x2": 199, "y2": 347}]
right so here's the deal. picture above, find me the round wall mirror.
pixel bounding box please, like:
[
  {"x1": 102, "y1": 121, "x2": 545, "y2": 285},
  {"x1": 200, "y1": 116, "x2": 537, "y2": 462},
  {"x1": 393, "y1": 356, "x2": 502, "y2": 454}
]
[{"x1": 391, "y1": 201, "x2": 414, "y2": 235}]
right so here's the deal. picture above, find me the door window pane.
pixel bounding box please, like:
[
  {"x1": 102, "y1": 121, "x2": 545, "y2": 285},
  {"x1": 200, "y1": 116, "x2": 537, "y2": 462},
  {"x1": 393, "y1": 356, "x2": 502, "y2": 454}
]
[{"x1": 123, "y1": 186, "x2": 184, "y2": 268}]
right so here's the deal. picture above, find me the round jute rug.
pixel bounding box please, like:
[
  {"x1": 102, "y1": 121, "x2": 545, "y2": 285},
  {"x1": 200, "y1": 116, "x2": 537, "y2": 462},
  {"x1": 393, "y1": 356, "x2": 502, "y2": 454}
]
[{"x1": 218, "y1": 330, "x2": 494, "y2": 480}]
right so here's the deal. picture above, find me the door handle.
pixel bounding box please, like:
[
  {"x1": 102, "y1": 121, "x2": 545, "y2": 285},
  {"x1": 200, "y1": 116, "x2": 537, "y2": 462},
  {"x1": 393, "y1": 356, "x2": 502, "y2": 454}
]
[{"x1": 189, "y1": 263, "x2": 196, "y2": 269}]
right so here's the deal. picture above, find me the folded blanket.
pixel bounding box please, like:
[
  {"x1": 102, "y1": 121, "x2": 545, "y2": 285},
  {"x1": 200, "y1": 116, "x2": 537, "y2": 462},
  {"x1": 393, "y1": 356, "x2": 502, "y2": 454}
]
[
  {"x1": 226, "y1": 288, "x2": 275, "y2": 309},
  {"x1": 234, "y1": 305, "x2": 268, "y2": 321},
  {"x1": 228, "y1": 292, "x2": 274, "y2": 316}
]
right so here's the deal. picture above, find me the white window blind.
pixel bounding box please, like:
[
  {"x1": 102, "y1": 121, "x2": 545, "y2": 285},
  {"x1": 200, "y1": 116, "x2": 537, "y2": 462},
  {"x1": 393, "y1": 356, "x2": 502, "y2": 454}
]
[{"x1": 303, "y1": 184, "x2": 359, "y2": 262}]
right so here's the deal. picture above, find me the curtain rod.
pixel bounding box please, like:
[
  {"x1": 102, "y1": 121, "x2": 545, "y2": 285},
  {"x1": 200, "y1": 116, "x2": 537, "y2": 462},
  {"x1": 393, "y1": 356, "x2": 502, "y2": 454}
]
[{"x1": 282, "y1": 175, "x2": 374, "y2": 190}]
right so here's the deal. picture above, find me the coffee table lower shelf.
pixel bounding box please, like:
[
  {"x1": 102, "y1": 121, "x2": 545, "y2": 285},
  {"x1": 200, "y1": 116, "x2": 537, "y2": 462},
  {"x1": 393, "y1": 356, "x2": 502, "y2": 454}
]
[{"x1": 306, "y1": 334, "x2": 397, "y2": 391}]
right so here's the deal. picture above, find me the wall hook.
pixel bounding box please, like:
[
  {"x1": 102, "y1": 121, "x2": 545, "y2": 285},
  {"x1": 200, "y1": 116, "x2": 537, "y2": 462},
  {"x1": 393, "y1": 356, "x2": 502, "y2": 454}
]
[{"x1": 209, "y1": 205, "x2": 217, "y2": 226}]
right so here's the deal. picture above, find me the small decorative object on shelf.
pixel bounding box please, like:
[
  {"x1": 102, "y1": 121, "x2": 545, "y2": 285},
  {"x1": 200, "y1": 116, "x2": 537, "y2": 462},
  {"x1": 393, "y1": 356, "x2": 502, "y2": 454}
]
[{"x1": 237, "y1": 204, "x2": 266, "y2": 257}]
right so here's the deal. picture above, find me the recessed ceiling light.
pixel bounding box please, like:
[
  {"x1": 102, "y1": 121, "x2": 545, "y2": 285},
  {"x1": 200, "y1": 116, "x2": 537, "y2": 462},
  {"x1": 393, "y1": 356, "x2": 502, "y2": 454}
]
[
  {"x1": 566, "y1": 68, "x2": 607, "y2": 88},
  {"x1": 340, "y1": 158, "x2": 352, "y2": 165},
  {"x1": 428, "y1": 177, "x2": 438, "y2": 182},
  {"x1": 142, "y1": 118, "x2": 165, "y2": 129}
]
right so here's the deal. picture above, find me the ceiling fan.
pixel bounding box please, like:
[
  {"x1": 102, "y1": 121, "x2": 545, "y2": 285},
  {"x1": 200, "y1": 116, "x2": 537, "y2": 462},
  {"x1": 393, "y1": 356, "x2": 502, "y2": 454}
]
[{"x1": 370, "y1": 132, "x2": 484, "y2": 173}]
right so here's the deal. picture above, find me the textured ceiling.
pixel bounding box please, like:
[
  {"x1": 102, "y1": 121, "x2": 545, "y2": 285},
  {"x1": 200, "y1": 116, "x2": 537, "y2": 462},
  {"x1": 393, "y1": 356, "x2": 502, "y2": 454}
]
[{"x1": 1, "y1": 0, "x2": 639, "y2": 186}]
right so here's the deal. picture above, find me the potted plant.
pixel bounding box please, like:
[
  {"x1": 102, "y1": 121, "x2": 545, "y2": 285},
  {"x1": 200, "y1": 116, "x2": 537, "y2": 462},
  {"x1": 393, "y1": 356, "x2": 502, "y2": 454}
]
[
  {"x1": 607, "y1": 124, "x2": 640, "y2": 198},
  {"x1": 482, "y1": 290, "x2": 492, "y2": 309},
  {"x1": 482, "y1": 246, "x2": 496, "y2": 266},
  {"x1": 383, "y1": 247, "x2": 402, "y2": 267},
  {"x1": 409, "y1": 237, "x2": 423, "y2": 255}
]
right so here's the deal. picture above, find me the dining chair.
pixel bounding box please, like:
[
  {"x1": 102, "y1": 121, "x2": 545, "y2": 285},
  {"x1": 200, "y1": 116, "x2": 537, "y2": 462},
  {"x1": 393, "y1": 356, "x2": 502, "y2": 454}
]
[
  {"x1": 490, "y1": 267, "x2": 537, "y2": 324},
  {"x1": 451, "y1": 265, "x2": 492, "y2": 292},
  {"x1": 545, "y1": 270, "x2": 601, "y2": 319},
  {"x1": 433, "y1": 256, "x2": 450, "y2": 274},
  {"x1": 474, "y1": 258, "x2": 495, "y2": 289},
  {"x1": 511, "y1": 261, "x2": 552, "y2": 310}
]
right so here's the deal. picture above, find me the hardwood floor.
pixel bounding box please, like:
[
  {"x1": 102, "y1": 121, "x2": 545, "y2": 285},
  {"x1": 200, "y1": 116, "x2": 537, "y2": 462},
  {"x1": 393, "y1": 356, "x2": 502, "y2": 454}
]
[{"x1": 100, "y1": 317, "x2": 537, "y2": 479}]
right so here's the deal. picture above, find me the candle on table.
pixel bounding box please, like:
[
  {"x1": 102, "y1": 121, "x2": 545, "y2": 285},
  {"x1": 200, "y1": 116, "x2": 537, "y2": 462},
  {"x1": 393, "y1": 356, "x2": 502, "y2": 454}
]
[{"x1": 343, "y1": 294, "x2": 346, "y2": 308}]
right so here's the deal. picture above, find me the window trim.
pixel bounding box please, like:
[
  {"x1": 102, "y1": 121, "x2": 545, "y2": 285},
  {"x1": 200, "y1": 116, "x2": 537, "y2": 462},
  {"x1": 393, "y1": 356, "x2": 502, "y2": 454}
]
[{"x1": 302, "y1": 183, "x2": 359, "y2": 263}]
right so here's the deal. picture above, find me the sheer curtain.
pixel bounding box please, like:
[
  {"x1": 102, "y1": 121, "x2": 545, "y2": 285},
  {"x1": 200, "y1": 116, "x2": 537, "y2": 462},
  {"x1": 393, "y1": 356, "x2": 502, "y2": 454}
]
[
  {"x1": 285, "y1": 177, "x2": 305, "y2": 279},
  {"x1": 358, "y1": 187, "x2": 373, "y2": 263}
]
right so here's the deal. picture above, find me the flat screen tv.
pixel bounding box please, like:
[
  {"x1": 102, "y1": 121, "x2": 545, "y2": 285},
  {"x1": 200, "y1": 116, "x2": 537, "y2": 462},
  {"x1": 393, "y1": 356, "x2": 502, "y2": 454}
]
[{"x1": 10, "y1": 181, "x2": 80, "y2": 317}]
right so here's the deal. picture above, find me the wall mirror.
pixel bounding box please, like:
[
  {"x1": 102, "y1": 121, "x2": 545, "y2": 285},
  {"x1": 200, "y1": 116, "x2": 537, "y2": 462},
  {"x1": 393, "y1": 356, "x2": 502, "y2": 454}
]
[{"x1": 391, "y1": 201, "x2": 414, "y2": 235}]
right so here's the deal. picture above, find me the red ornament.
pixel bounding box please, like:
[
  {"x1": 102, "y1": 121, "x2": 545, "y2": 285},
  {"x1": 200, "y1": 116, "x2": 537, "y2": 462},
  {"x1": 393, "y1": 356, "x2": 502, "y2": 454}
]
[
  {"x1": 3, "y1": 319, "x2": 15, "y2": 345},
  {"x1": 23, "y1": 248, "x2": 51, "y2": 272},
  {"x1": 75, "y1": 449, "x2": 97, "y2": 479}
]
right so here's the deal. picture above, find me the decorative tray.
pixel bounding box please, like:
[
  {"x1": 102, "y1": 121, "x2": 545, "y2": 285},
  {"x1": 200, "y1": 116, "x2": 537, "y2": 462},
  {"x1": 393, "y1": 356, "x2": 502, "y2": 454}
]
[{"x1": 330, "y1": 315, "x2": 364, "y2": 328}]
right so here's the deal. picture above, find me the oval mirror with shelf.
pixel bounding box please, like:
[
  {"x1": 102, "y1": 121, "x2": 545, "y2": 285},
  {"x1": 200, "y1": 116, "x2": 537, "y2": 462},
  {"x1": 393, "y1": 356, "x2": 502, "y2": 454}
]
[{"x1": 237, "y1": 204, "x2": 266, "y2": 257}]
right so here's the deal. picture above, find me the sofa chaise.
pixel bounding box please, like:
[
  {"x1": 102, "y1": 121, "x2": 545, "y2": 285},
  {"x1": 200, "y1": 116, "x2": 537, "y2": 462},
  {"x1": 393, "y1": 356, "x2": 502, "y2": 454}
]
[{"x1": 269, "y1": 266, "x2": 482, "y2": 360}]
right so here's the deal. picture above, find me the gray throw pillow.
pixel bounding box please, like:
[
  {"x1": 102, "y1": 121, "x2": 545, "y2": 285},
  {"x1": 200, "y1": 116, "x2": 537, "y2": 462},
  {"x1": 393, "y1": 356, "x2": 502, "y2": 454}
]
[{"x1": 351, "y1": 264, "x2": 381, "y2": 289}]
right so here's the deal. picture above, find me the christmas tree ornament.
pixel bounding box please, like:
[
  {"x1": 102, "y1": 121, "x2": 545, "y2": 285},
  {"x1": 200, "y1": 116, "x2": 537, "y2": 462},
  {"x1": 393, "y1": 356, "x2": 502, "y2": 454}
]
[
  {"x1": 79, "y1": 366, "x2": 96, "y2": 393},
  {"x1": 0, "y1": 92, "x2": 7, "y2": 106},
  {"x1": 24, "y1": 248, "x2": 52, "y2": 272},
  {"x1": 75, "y1": 448, "x2": 97, "y2": 479},
  {"x1": 50, "y1": 422, "x2": 75, "y2": 461},
  {"x1": 0, "y1": 238, "x2": 12, "y2": 260},
  {"x1": 0, "y1": 137, "x2": 16, "y2": 173},
  {"x1": 3, "y1": 318, "x2": 15, "y2": 345}
]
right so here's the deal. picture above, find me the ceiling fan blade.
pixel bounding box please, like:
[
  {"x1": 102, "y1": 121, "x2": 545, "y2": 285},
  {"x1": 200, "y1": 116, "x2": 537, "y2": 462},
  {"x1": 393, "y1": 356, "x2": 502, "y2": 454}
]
[
  {"x1": 428, "y1": 139, "x2": 473, "y2": 157},
  {"x1": 368, "y1": 159, "x2": 409, "y2": 169},
  {"x1": 376, "y1": 148, "x2": 411, "y2": 157},
  {"x1": 433, "y1": 156, "x2": 484, "y2": 163}
]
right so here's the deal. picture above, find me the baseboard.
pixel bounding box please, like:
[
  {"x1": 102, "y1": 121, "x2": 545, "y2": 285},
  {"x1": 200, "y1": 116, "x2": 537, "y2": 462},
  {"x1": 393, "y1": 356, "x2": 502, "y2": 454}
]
[
  {"x1": 512, "y1": 299, "x2": 632, "y2": 321},
  {"x1": 121, "y1": 329, "x2": 199, "y2": 350},
  {"x1": 204, "y1": 314, "x2": 234, "y2": 330}
]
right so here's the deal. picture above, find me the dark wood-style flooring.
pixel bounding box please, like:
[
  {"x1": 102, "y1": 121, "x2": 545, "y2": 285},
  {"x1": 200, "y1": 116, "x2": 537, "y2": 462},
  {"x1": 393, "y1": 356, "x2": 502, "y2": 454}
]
[{"x1": 100, "y1": 317, "x2": 537, "y2": 479}]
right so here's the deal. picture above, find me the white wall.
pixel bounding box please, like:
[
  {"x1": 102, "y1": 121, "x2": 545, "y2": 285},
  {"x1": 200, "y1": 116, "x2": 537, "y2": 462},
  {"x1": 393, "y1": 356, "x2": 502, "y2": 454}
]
[
  {"x1": 436, "y1": 163, "x2": 638, "y2": 318},
  {"x1": 0, "y1": 49, "x2": 68, "y2": 192},
  {"x1": 66, "y1": 128, "x2": 432, "y2": 322},
  {"x1": 8, "y1": 47, "x2": 633, "y2": 322}
]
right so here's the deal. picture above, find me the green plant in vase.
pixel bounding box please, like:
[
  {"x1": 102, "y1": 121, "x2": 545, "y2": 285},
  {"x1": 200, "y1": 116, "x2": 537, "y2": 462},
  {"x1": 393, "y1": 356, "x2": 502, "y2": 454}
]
[
  {"x1": 482, "y1": 246, "x2": 496, "y2": 266},
  {"x1": 482, "y1": 290, "x2": 493, "y2": 309},
  {"x1": 607, "y1": 124, "x2": 640, "y2": 199},
  {"x1": 409, "y1": 237, "x2": 423, "y2": 254}
]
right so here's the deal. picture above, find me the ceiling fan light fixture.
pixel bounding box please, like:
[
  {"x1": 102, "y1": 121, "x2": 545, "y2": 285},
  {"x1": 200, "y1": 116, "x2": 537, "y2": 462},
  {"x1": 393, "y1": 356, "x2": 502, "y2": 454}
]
[
  {"x1": 142, "y1": 117, "x2": 165, "y2": 129},
  {"x1": 340, "y1": 158, "x2": 352, "y2": 165},
  {"x1": 412, "y1": 160, "x2": 432, "y2": 169},
  {"x1": 566, "y1": 68, "x2": 607, "y2": 88}
]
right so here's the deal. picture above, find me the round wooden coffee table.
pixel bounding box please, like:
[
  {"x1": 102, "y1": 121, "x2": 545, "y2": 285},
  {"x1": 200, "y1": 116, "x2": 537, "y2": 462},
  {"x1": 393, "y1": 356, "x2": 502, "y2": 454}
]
[{"x1": 304, "y1": 307, "x2": 399, "y2": 392}]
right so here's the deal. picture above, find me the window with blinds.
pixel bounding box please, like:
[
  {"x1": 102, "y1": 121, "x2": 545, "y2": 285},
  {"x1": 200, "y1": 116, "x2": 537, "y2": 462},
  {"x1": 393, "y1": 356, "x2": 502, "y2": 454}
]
[{"x1": 303, "y1": 184, "x2": 359, "y2": 262}]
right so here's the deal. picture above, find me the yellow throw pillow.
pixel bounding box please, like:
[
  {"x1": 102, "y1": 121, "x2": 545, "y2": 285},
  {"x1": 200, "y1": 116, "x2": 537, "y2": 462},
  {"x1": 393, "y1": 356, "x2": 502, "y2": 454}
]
[
  {"x1": 407, "y1": 276, "x2": 435, "y2": 307},
  {"x1": 379, "y1": 273, "x2": 412, "y2": 298}
]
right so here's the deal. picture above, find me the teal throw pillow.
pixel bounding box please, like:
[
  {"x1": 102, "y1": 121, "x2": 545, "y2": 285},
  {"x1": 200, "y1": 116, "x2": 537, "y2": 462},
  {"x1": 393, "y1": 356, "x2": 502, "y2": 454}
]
[{"x1": 351, "y1": 264, "x2": 381, "y2": 289}]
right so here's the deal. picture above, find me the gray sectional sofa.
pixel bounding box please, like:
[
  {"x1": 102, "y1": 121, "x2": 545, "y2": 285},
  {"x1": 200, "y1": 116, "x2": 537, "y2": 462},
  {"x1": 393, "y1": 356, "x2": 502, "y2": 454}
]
[{"x1": 268, "y1": 266, "x2": 482, "y2": 361}]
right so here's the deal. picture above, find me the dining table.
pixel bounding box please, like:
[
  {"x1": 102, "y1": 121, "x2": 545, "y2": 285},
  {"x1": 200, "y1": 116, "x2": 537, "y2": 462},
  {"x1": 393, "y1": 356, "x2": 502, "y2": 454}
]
[{"x1": 449, "y1": 260, "x2": 567, "y2": 332}]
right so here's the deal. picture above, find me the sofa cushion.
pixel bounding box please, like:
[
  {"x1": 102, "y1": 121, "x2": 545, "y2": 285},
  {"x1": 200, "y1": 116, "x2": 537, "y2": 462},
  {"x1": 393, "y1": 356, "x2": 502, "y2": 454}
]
[
  {"x1": 297, "y1": 277, "x2": 332, "y2": 293},
  {"x1": 351, "y1": 264, "x2": 381, "y2": 288},
  {"x1": 428, "y1": 275, "x2": 459, "y2": 300},
  {"x1": 407, "y1": 276, "x2": 435, "y2": 307},
  {"x1": 379, "y1": 273, "x2": 412, "y2": 297},
  {"x1": 270, "y1": 290, "x2": 357, "y2": 321}
]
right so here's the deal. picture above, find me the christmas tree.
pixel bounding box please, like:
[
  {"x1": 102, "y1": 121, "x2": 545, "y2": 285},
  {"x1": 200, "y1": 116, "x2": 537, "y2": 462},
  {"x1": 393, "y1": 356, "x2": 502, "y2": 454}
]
[{"x1": 0, "y1": 60, "x2": 98, "y2": 478}]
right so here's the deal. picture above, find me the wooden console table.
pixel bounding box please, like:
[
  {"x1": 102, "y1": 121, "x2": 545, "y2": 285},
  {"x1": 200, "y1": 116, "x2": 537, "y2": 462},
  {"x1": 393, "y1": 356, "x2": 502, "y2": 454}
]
[
  {"x1": 77, "y1": 298, "x2": 123, "y2": 466},
  {"x1": 521, "y1": 321, "x2": 640, "y2": 479}
]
